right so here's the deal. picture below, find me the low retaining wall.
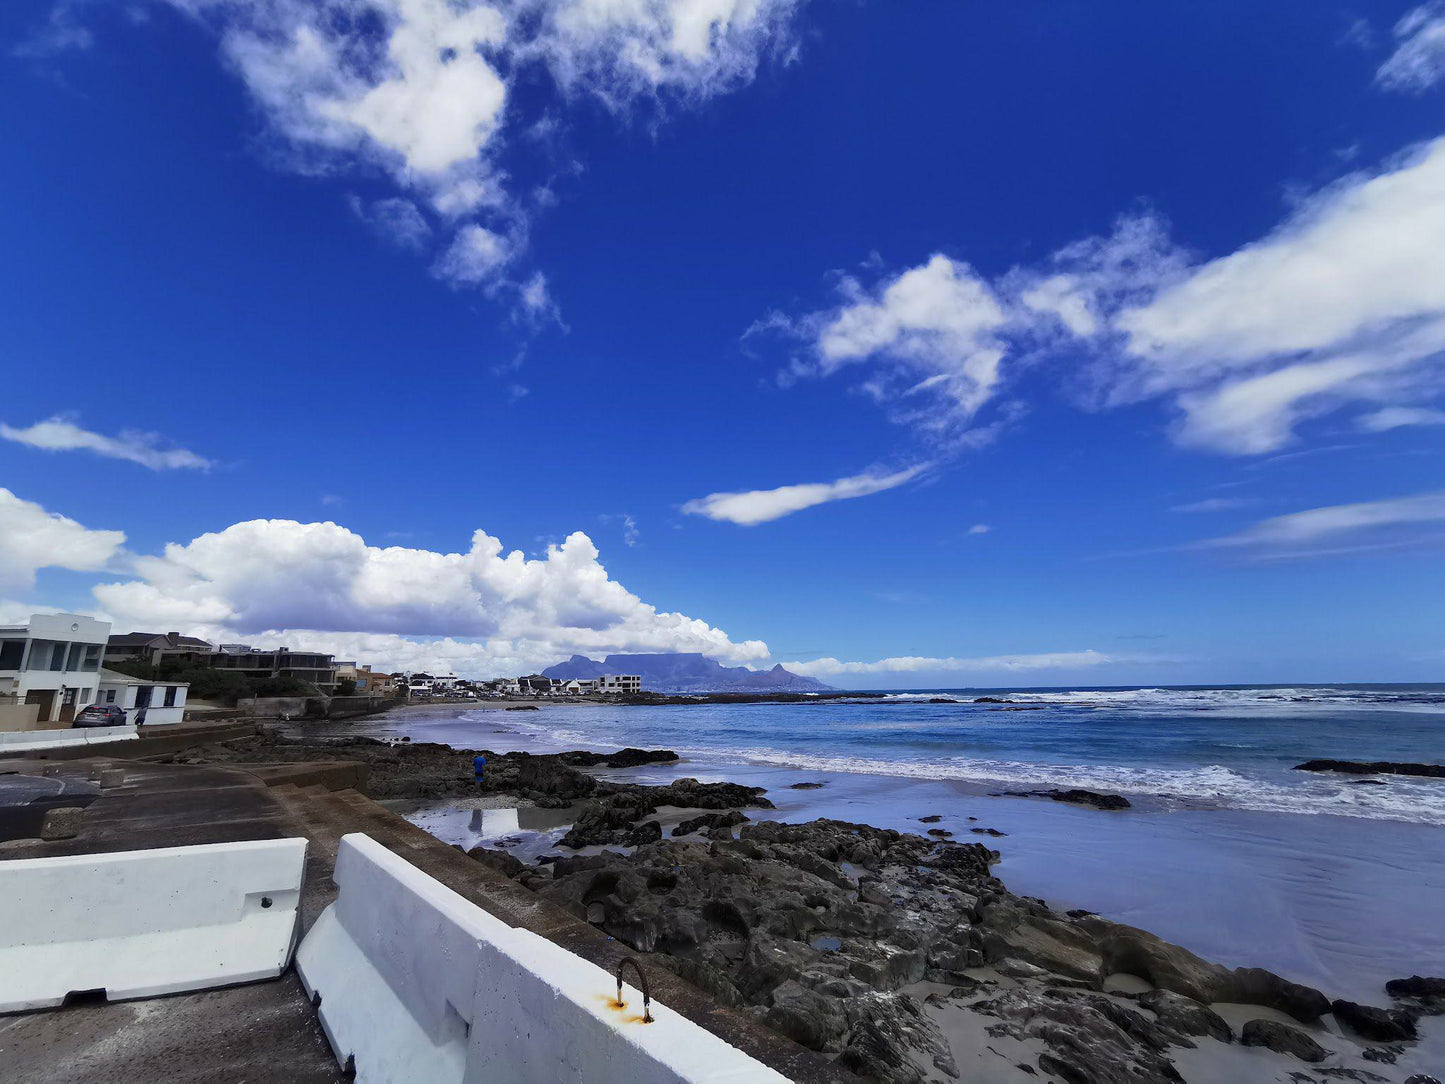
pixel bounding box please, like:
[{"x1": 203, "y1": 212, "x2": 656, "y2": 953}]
[
  {"x1": 0, "y1": 837, "x2": 307, "y2": 1013},
  {"x1": 0, "y1": 726, "x2": 139, "y2": 755},
  {"x1": 298, "y1": 833, "x2": 788, "y2": 1084}
]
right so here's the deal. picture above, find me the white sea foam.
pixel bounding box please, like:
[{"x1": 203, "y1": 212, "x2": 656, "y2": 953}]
[{"x1": 693, "y1": 746, "x2": 1445, "y2": 826}]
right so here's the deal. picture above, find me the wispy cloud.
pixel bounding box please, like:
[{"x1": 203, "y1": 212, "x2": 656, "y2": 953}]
[
  {"x1": 784, "y1": 650, "x2": 1115, "y2": 677},
  {"x1": 1, "y1": 416, "x2": 212, "y2": 470},
  {"x1": 967, "y1": 523, "x2": 990, "y2": 535},
  {"x1": 1201, "y1": 491, "x2": 1445, "y2": 550},
  {"x1": 1358, "y1": 406, "x2": 1445, "y2": 432},
  {"x1": 1170, "y1": 497, "x2": 1255, "y2": 513},
  {"x1": 682, "y1": 464, "x2": 929, "y2": 526},
  {"x1": 1377, "y1": 2, "x2": 1445, "y2": 92}
]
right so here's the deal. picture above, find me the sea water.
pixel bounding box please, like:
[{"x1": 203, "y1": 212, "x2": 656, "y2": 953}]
[{"x1": 361, "y1": 684, "x2": 1445, "y2": 1007}]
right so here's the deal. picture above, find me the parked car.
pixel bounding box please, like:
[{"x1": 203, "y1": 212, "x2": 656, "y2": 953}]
[{"x1": 73, "y1": 704, "x2": 128, "y2": 727}]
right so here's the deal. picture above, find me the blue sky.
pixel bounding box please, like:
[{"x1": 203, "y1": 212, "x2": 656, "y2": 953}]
[{"x1": 2, "y1": 0, "x2": 1444, "y2": 686}]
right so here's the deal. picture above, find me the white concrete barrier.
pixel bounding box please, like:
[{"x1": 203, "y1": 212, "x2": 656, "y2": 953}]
[
  {"x1": 0, "y1": 837, "x2": 306, "y2": 1013},
  {"x1": 0, "y1": 725, "x2": 139, "y2": 754},
  {"x1": 298, "y1": 834, "x2": 787, "y2": 1084}
]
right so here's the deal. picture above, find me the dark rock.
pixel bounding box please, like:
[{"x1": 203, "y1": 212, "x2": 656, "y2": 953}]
[
  {"x1": 971, "y1": 827, "x2": 1007, "y2": 836},
  {"x1": 927, "y1": 828, "x2": 953, "y2": 838},
  {"x1": 1332, "y1": 998, "x2": 1418, "y2": 1042},
  {"x1": 1240, "y1": 1019, "x2": 1327, "y2": 1063},
  {"x1": 1293, "y1": 759, "x2": 1445, "y2": 778},
  {"x1": 918, "y1": 815, "x2": 943, "y2": 823},
  {"x1": 504, "y1": 705, "x2": 539, "y2": 711},
  {"x1": 1362, "y1": 1047, "x2": 1397, "y2": 1064},
  {"x1": 974, "y1": 696, "x2": 1012, "y2": 703},
  {"x1": 973, "y1": 987, "x2": 1184, "y2": 1081},
  {"x1": 1388, "y1": 976, "x2": 1445, "y2": 998},
  {"x1": 622, "y1": 819, "x2": 662, "y2": 847},
  {"x1": 466, "y1": 845, "x2": 523, "y2": 878},
  {"x1": 1001, "y1": 788, "x2": 1132, "y2": 810},
  {"x1": 1139, "y1": 989, "x2": 1232, "y2": 1043},
  {"x1": 672, "y1": 810, "x2": 748, "y2": 837},
  {"x1": 1081, "y1": 920, "x2": 1330, "y2": 1022},
  {"x1": 557, "y1": 748, "x2": 679, "y2": 768},
  {"x1": 788, "y1": 781, "x2": 826, "y2": 789}
]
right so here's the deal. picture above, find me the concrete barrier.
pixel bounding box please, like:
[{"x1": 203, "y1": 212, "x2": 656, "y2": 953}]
[
  {"x1": 0, "y1": 837, "x2": 306, "y2": 1013},
  {"x1": 0, "y1": 726, "x2": 139, "y2": 755},
  {"x1": 298, "y1": 834, "x2": 787, "y2": 1084}
]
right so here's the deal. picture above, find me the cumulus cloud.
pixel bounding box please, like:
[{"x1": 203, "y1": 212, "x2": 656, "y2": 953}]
[
  {"x1": 771, "y1": 255, "x2": 1009, "y2": 441},
  {"x1": 1377, "y1": 2, "x2": 1445, "y2": 93},
  {"x1": 682, "y1": 464, "x2": 928, "y2": 526},
  {"x1": 768, "y1": 136, "x2": 1445, "y2": 459},
  {"x1": 84, "y1": 514, "x2": 767, "y2": 673},
  {"x1": 0, "y1": 488, "x2": 126, "y2": 591},
  {"x1": 784, "y1": 650, "x2": 1114, "y2": 677},
  {"x1": 86, "y1": 0, "x2": 800, "y2": 309},
  {"x1": 1, "y1": 416, "x2": 213, "y2": 470},
  {"x1": 1200, "y1": 491, "x2": 1445, "y2": 551}
]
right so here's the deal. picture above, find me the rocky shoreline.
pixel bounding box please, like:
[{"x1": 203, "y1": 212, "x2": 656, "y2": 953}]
[{"x1": 172, "y1": 731, "x2": 1442, "y2": 1083}]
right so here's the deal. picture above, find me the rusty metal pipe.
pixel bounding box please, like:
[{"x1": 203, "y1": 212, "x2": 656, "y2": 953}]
[{"x1": 615, "y1": 958, "x2": 653, "y2": 1023}]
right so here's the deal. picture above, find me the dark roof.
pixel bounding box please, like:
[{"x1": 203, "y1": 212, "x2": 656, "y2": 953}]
[{"x1": 107, "y1": 632, "x2": 212, "y2": 650}]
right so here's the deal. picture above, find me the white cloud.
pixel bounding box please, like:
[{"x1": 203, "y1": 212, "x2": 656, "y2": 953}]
[
  {"x1": 535, "y1": 0, "x2": 799, "y2": 104},
  {"x1": 1202, "y1": 491, "x2": 1445, "y2": 550},
  {"x1": 681, "y1": 464, "x2": 928, "y2": 526},
  {"x1": 433, "y1": 223, "x2": 515, "y2": 285},
  {"x1": 0, "y1": 488, "x2": 126, "y2": 591},
  {"x1": 1358, "y1": 405, "x2": 1445, "y2": 431},
  {"x1": 119, "y1": 0, "x2": 799, "y2": 306},
  {"x1": 1, "y1": 416, "x2": 212, "y2": 470},
  {"x1": 784, "y1": 650, "x2": 1114, "y2": 677},
  {"x1": 88, "y1": 515, "x2": 768, "y2": 673},
  {"x1": 967, "y1": 523, "x2": 990, "y2": 535},
  {"x1": 768, "y1": 136, "x2": 1445, "y2": 460},
  {"x1": 778, "y1": 255, "x2": 1009, "y2": 439},
  {"x1": 1377, "y1": 2, "x2": 1445, "y2": 93}
]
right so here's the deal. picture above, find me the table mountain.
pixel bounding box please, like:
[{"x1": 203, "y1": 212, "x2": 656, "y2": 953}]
[{"x1": 542, "y1": 653, "x2": 832, "y2": 694}]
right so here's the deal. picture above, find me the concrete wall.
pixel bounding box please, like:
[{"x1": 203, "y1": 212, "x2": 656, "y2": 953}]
[
  {"x1": 0, "y1": 702, "x2": 43, "y2": 732},
  {"x1": 237, "y1": 696, "x2": 312, "y2": 718},
  {"x1": 297, "y1": 834, "x2": 787, "y2": 1084},
  {"x1": 0, "y1": 726, "x2": 139, "y2": 754},
  {"x1": 0, "y1": 837, "x2": 306, "y2": 1012}
]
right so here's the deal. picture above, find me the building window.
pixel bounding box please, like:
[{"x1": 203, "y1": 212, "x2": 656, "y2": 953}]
[
  {"x1": 164, "y1": 686, "x2": 178, "y2": 707},
  {"x1": 83, "y1": 645, "x2": 101, "y2": 671},
  {"x1": 66, "y1": 643, "x2": 86, "y2": 671},
  {"x1": 0, "y1": 640, "x2": 22, "y2": 670},
  {"x1": 105, "y1": 689, "x2": 117, "y2": 704}
]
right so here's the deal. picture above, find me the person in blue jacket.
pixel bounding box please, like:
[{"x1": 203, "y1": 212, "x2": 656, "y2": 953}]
[{"x1": 473, "y1": 755, "x2": 487, "y2": 784}]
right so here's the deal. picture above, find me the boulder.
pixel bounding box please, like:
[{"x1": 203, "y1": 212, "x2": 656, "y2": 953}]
[
  {"x1": 1139, "y1": 989, "x2": 1231, "y2": 1043},
  {"x1": 1240, "y1": 1019, "x2": 1327, "y2": 1063},
  {"x1": 1332, "y1": 998, "x2": 1418, "y2": 1042}
]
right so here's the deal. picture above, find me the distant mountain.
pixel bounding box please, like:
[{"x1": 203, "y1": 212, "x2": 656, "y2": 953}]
[{"x1": 542, "y1": 652, "x2": 833, "y2": 694}]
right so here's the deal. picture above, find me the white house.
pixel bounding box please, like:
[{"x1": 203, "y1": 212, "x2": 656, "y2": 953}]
[
  {"x1": 96, "y1": 669, "x2": 190, "y2": 726},
  {"x1": 597, "y1": 674, "x2": 642, "y2": 696},
  {"x1": 0, "y1": 613, "x2": 110, "y2": 727}
]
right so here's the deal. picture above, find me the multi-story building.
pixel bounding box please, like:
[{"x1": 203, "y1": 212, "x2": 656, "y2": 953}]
[
  {"x1": 0, "y1": 613, "x2": 111, "y2": 726},
  {"x1": 177, "y1": 644, "x2": 338, "y2": 693},
  {"x1": 104, "y1": 631, "x2": 214, "y2": 667},
  {"x1": 596, "y1": 674, "x2": 642, "y2": 696}
]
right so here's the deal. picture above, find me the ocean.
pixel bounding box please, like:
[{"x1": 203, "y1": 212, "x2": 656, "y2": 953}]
[{"x1": 352, "y1": 683, "x2": 1445, "y2": 1013}]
